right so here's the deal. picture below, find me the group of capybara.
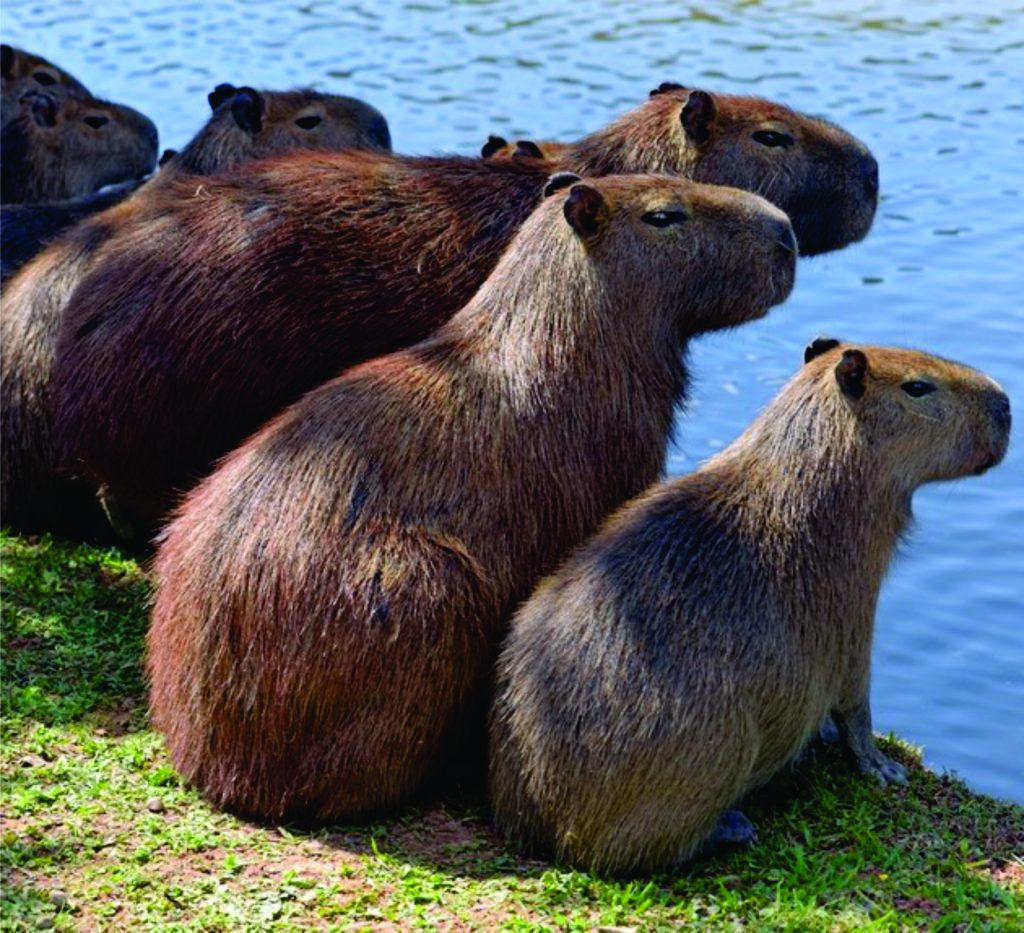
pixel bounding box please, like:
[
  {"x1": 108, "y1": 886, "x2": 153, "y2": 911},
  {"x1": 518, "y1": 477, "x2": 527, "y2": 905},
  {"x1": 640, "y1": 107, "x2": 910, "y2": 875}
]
[{"x1": 0, "y1": 43, "x2": 1010, "y2": 874}]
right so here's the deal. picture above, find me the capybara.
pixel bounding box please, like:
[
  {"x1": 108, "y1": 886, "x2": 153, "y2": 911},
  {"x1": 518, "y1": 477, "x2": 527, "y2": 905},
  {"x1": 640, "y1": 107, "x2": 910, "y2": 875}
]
[
  {"x1": 1, "y1": 44, "x2": 90, "y2": 126},
  {"x1": 147, "y1": 173, "x2": 797, "y2": 822},
  {"x1": 0, "y1": 84, "x2": 392, "y2": 283},
  {"x1": 480, "y1": 134, "x2": 571, "y2": 161},
  {"x1": 52, "y1": 83, "x2": 875, "y2": 535},
  {"x1": 0, "y1": 83, "x2": 391, "y2": 533},
  {"x1": 1, "y1": 89, "x2": 158, "y2": 202},
  {"x1": 490, "y1": 340, "x2": 1011, "y2": 875}
]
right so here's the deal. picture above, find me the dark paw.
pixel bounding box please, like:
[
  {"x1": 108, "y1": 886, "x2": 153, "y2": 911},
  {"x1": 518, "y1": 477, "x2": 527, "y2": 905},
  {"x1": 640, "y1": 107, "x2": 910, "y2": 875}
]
[
  {"x1": 857, "y1": 747, "x2": 908, "y2": 787},
  {"x1": 707, "y1": 809, "x2": 757, "y2": 848}
]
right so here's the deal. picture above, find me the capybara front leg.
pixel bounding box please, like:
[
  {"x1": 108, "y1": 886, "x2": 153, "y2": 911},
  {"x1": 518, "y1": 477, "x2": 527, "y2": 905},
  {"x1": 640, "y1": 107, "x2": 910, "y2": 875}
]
[{"x1": 834, "y1": 697, "x2": 907, "y2": 786}]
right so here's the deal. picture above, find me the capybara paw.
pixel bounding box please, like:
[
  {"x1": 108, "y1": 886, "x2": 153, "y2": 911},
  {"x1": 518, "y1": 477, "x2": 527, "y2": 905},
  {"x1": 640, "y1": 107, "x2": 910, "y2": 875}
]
[
  {"x1": 817, "y1": 716, "x2": 840, "y2": 745},
  {"x1": 707, "y1": 809, "x2": 758, "y2": 848},
  {"x1": 857, "y1": 747, "x2": 908, "y2": 786}
]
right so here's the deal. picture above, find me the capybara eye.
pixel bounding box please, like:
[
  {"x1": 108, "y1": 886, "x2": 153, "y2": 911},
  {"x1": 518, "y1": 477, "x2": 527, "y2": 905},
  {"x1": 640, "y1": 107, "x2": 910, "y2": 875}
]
[
  {"x1": 902, "y1": 380, "x2": 938, "y2": 398},
  {"x1": 295, "y1": 115, "x2": 322, "y2": 130},
  {"x1": 642, "y1": 210, "x2": 687, "y2": 228},
  {"x1": 84, "y1": 115, "x2": 109, "y2": 129},
  {"x1": 33, "y1": 70, "x2": 57, "y2": 86},
  {"x1": 752, "y1": 130, "x2": 794, "y2": 149}
]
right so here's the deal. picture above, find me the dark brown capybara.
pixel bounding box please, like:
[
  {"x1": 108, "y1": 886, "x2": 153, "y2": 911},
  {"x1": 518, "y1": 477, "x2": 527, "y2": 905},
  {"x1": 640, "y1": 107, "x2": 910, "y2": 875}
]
[
  {"x1": 51, "y1": 83, "x2": 876, "y2": 536},
  {"x1": 0, "y1": 89, "x2": 158, "y2": 203},
  {"x1": 480, "y1": 134, "x2": 571, "y2": 162},
  {"x1": 147, "y1": 173, "x2": 798, "y2": 822},
  {"x1": 490, "y1": 340, "x2": 1010, "y2": 875},
  {"x1": 1, "y1": 44, "x2": 90, "y2": 127},
  {"x1": 0, "y1": 84, "x2": 392, "y2": 283},
  {"x1": 0, "y1": 84, "x2": 392, "y2": 534}
]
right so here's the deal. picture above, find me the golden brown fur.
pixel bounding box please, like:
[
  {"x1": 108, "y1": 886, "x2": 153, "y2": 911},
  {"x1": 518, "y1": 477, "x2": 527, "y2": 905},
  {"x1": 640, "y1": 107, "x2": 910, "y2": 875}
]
[
  {"x1": 147, "y1": 174, "x2": 796, "y2": 822},
  {"x1": 490, "y1": 343, "x2": 1010, "y2": 875},
  {"x1": 1, "y1": 44, "x2": 90, "y2": 127},
  {"x1": 51, "y1": 83, "x2": 869, "y2": 537}
]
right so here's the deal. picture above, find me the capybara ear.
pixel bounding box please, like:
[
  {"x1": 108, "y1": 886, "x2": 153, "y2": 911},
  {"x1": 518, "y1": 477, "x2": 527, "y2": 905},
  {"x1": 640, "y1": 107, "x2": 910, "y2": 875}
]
[
  {"x1": 835, "y1": 348, "x2": 869, "y2": 400},
  {"x1": 231, "y1": 87, "x2": 264, "y2": 133},
  {"x1": 208, "y1": 83, "x2": 238, "y2": 111},
  {"x1": 22, "y1": 91, "x2": 58, "y2": 128},
  {"x1": 544, "y1": 172, "x2": 580, "y2": 197},
  {"x1": 159, "y1": 148, "x2": 178, "y2": 166},
  {"x1": 514, "y1": 140, "x2": 544, "y2": 159},
  {"x1": 1, "y1": 44, "x2": 14, "y2": 79},
  {"x1": 681, "y1": 89, "x2": 716, "y2": 144},
  {"x1": 564, "y1": 184, "x2": 608, "y2": 239},
  {"x1": 481, "y1": 134, "x2": 507, "y2": 158},
  {"x1": 804, "y1": 336, "x2": 841, "y2": 364},
  {"x1": 650, "y1": 81, "x2": 685, "y2": 98}
]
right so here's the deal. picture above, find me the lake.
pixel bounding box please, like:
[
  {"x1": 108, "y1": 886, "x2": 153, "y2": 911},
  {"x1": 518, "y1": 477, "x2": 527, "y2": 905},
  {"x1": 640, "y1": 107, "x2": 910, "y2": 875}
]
[{"x1": 2, "y1": 0, "x2": 1021, "y2": 803}]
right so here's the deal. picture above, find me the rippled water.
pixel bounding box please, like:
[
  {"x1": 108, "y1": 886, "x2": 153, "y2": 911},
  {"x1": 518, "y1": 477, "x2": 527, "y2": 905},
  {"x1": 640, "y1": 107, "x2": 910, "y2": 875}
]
[{"x1": 3, "y1": 0, "x2": 1022, "y2": 802}]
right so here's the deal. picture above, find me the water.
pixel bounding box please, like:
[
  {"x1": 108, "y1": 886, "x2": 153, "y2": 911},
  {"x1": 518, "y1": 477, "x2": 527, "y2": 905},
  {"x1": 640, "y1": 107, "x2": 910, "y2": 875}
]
[{"x1": 3, "y1": 0, "x2": 1022, "y2": 803}]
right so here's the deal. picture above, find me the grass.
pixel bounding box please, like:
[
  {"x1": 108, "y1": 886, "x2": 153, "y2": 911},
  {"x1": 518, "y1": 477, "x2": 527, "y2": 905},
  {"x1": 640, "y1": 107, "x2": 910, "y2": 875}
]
[{"x1": 1, "y1": 530, "x2": 1021, "y2": 931}]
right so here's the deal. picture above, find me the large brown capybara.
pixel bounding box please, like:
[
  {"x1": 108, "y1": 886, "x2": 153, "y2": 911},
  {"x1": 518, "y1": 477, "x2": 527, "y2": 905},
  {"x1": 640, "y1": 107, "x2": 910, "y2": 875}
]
[
  {"x1": 0, "y1": 84, "x2": 392, "y2": 534},
  {"x1": 147, "y1": 173, "x2": 798, "y2": 823},
  {"x1": 0, "y1": 84, "x2": 392, "y2": 282},
  {"x1": 489, "y1": 340, "x2": 1011, "y2": 876},
  {"x1": 0, "y1": 89, "x2": 158, "y2": 203},
  {"x1": 52, "y1": 83, "x2": 877, "y2": 536},
  {"x1": 1, "y1": 44, "x2": 90, "y2": 126}
]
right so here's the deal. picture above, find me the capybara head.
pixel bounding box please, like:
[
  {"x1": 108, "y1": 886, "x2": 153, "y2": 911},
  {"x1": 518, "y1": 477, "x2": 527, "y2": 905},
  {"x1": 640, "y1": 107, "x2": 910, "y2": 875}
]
[
  {"x1": 1, "y1": 90, "x2": 158, "y2": 202},
  {"x1": 1, "y1": 45, "x2": 90, "y2": 126},
  {"x1": 570, "y1": 83, "x2": 878, "y2": 256},
  {"x1": 799, "y1": 339, "x2": 1010, "y2": 485},
  {"x1": 169, "y1": 84, "x2": 391, "y2": 176},
  {"x1": 535, "y1": 172, "x2": 797, "y2": 334},
  {"x1": 481, "y1": 134, "x2": 571, "y2": 162}
]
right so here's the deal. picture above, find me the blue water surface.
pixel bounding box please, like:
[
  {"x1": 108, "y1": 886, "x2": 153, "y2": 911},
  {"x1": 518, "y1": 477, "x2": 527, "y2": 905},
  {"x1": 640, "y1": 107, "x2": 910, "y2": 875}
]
[{"x1": 3, "y1": 0, "x2": 1021, "y2": 802}]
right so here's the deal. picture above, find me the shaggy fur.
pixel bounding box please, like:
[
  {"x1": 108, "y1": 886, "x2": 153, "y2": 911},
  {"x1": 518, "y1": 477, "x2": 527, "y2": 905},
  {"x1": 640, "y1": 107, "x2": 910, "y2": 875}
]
[
  {"x1": 1, "y1": 44, "x2": 90, "y2": 128},
  {"x1": 52, "y1": 83, "x2": 870, "y2": 535},
  {"x1": 1, "y1": 90, "x2": 158, "y2": 203},
  {"x1": 147, "y1": 174, "x2": 797, "y2": 822},
  {"x1": 490, "y1": 343, "x2": 1010, "y2": 875},
  {"x1": 0, "y1": 85, "x2": 390, "y2": 532}
]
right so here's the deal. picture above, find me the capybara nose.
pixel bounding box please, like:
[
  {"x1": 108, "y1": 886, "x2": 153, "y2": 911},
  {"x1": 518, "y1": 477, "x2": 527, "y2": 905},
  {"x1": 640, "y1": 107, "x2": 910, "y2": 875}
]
[
  {"x1": 774, "y1": 219, "x2": 797, "y2": 255},
  {"x1": 860, "y1": 153, "x2": 879, "y2": 199},
  {"x1": 987, "y1": 391, "x2": 1011, "y2": 436}
]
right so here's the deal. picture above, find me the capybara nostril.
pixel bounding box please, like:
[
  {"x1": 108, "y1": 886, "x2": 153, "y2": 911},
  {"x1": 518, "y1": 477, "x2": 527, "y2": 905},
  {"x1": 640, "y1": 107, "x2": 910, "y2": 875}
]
[
  {"x1": 774, "y1": 219, "x2": 797, "y2": 255},
  {"x1": 861, "y1": 153, "x2": 879, "y2": 199}
]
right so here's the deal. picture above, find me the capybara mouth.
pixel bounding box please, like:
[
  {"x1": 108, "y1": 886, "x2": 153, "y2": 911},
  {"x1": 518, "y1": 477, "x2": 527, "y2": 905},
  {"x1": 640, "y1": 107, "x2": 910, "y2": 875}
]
[{"x1": 784, "y1": 198, "x2": 877, "y2": 257}]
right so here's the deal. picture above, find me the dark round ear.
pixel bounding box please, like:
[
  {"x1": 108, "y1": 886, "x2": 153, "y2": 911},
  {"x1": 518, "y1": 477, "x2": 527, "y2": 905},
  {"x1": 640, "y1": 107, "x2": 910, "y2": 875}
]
[
  {"x1": 650, "y1": 81, "x2": 685, "y2": 98},
  {"x1": 208, "y1": 83, "x2": 238, "y2": 111},
  {"x1": 21, "y1": 91, "x2": 58, "y2": 128},
  {"x1": 564, "y1": 184, "x2": 608, "y2": 239},
  {"x1": 681, "y1": 89, "x2": 716, "y2": 144},
  {"x1": 835, "y1": 349, "x2": 868, "y2": 400},
  {"x1": 1, "y1": 45, "x2": 14, "y2": 80},
  {"x1": 231, "y1": 87, "x2": 264, "y2": 133},
  {"x1": 514, "y1": 140, "x2": 544, "y2": 160},
  {"x1": 804, "y1": 336, "x2": 841, "y2": 364},
  {"x1": 481, "y1": 134, "x2": 507, "y2": 158},
  {"x1": 543, "y1": 171, "x2": 580, "y2": 197},
  {"x1": 159, "y1": 148, "x2": 178, "y2": 166}
]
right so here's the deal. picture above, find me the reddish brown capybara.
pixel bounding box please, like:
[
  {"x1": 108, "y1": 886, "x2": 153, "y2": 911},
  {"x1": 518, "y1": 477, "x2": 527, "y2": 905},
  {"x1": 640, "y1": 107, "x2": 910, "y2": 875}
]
[
  {"x1": 480, "y1": 134, "x2": 571, "y2": 162},
  {"x1": 147, "y1": 173, "x2": 798, "y2": 822},
  {"x1": 489, "y1": 340, "x2": 1010, "y2": 875},
  {"x1": 1, "y1": 44, "x2": 90, "y2": 127},
  {"x1": 0, "y1": 84, "x2": 392, "y2": 534},
  {"x1": 0, "y1": 89, "x2": 158, "y2": 203},
  {"x1": 51, "y1": 83, "x2": 876, "y2": 537}
]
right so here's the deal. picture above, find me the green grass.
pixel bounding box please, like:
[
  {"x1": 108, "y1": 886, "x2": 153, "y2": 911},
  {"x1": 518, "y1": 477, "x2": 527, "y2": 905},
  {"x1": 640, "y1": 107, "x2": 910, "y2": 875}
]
[{"x1": 1, "y1": 531, "x2": 1021, "y2": 931}]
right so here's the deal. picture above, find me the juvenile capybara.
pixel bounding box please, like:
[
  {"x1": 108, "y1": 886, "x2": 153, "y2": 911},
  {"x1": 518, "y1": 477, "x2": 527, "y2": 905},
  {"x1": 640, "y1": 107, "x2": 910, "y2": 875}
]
[
  {"x1": 52, "y1": 83, "x2": 875, "y2": 534},
  {"x1": 480, "y1": 134, "x2": 571, "y2": 161},
  {"x1": 490, "y1": 340, "x2": 1010, "y2": 875},
  {"x1": 0, "y1": 89, "x2": 158, "y2": 203},
  {"x1": 1, "y1": 44, "x2": 90, "y2": 126},
  {"x1": 147, "y1": 173, "x2": 797, "y2": 822},
  {"x1": 0, "y1": 83, "x2": 391, "y2": 533}
]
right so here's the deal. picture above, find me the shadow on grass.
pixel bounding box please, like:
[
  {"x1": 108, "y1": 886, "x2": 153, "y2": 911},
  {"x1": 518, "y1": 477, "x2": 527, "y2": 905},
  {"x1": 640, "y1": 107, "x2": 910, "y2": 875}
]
[{"x1": 0, "y1": 532, "x2": 151, "y2": 732}]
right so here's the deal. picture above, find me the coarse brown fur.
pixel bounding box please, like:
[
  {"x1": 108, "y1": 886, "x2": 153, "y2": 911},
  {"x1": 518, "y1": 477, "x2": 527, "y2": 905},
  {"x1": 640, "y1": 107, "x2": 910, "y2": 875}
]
[
  {"x1": 0, "y1": 90, "x2": 158, "y2": 203},
  {"x1": 0, "y1": 85, "x2": 390, "y2": 533},
  {"x1": 490, "y1": 343, "x2": 1010, "y2": 875},
  {"x1": 147, "y1": 174, "x2": 797, "y2": 822},
  {"x1": 1, "y1": 45, "x2": 90, "y2": 127},
  {"x1": 52, "y1": 84, "x2": 871, "y2": 535}
]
